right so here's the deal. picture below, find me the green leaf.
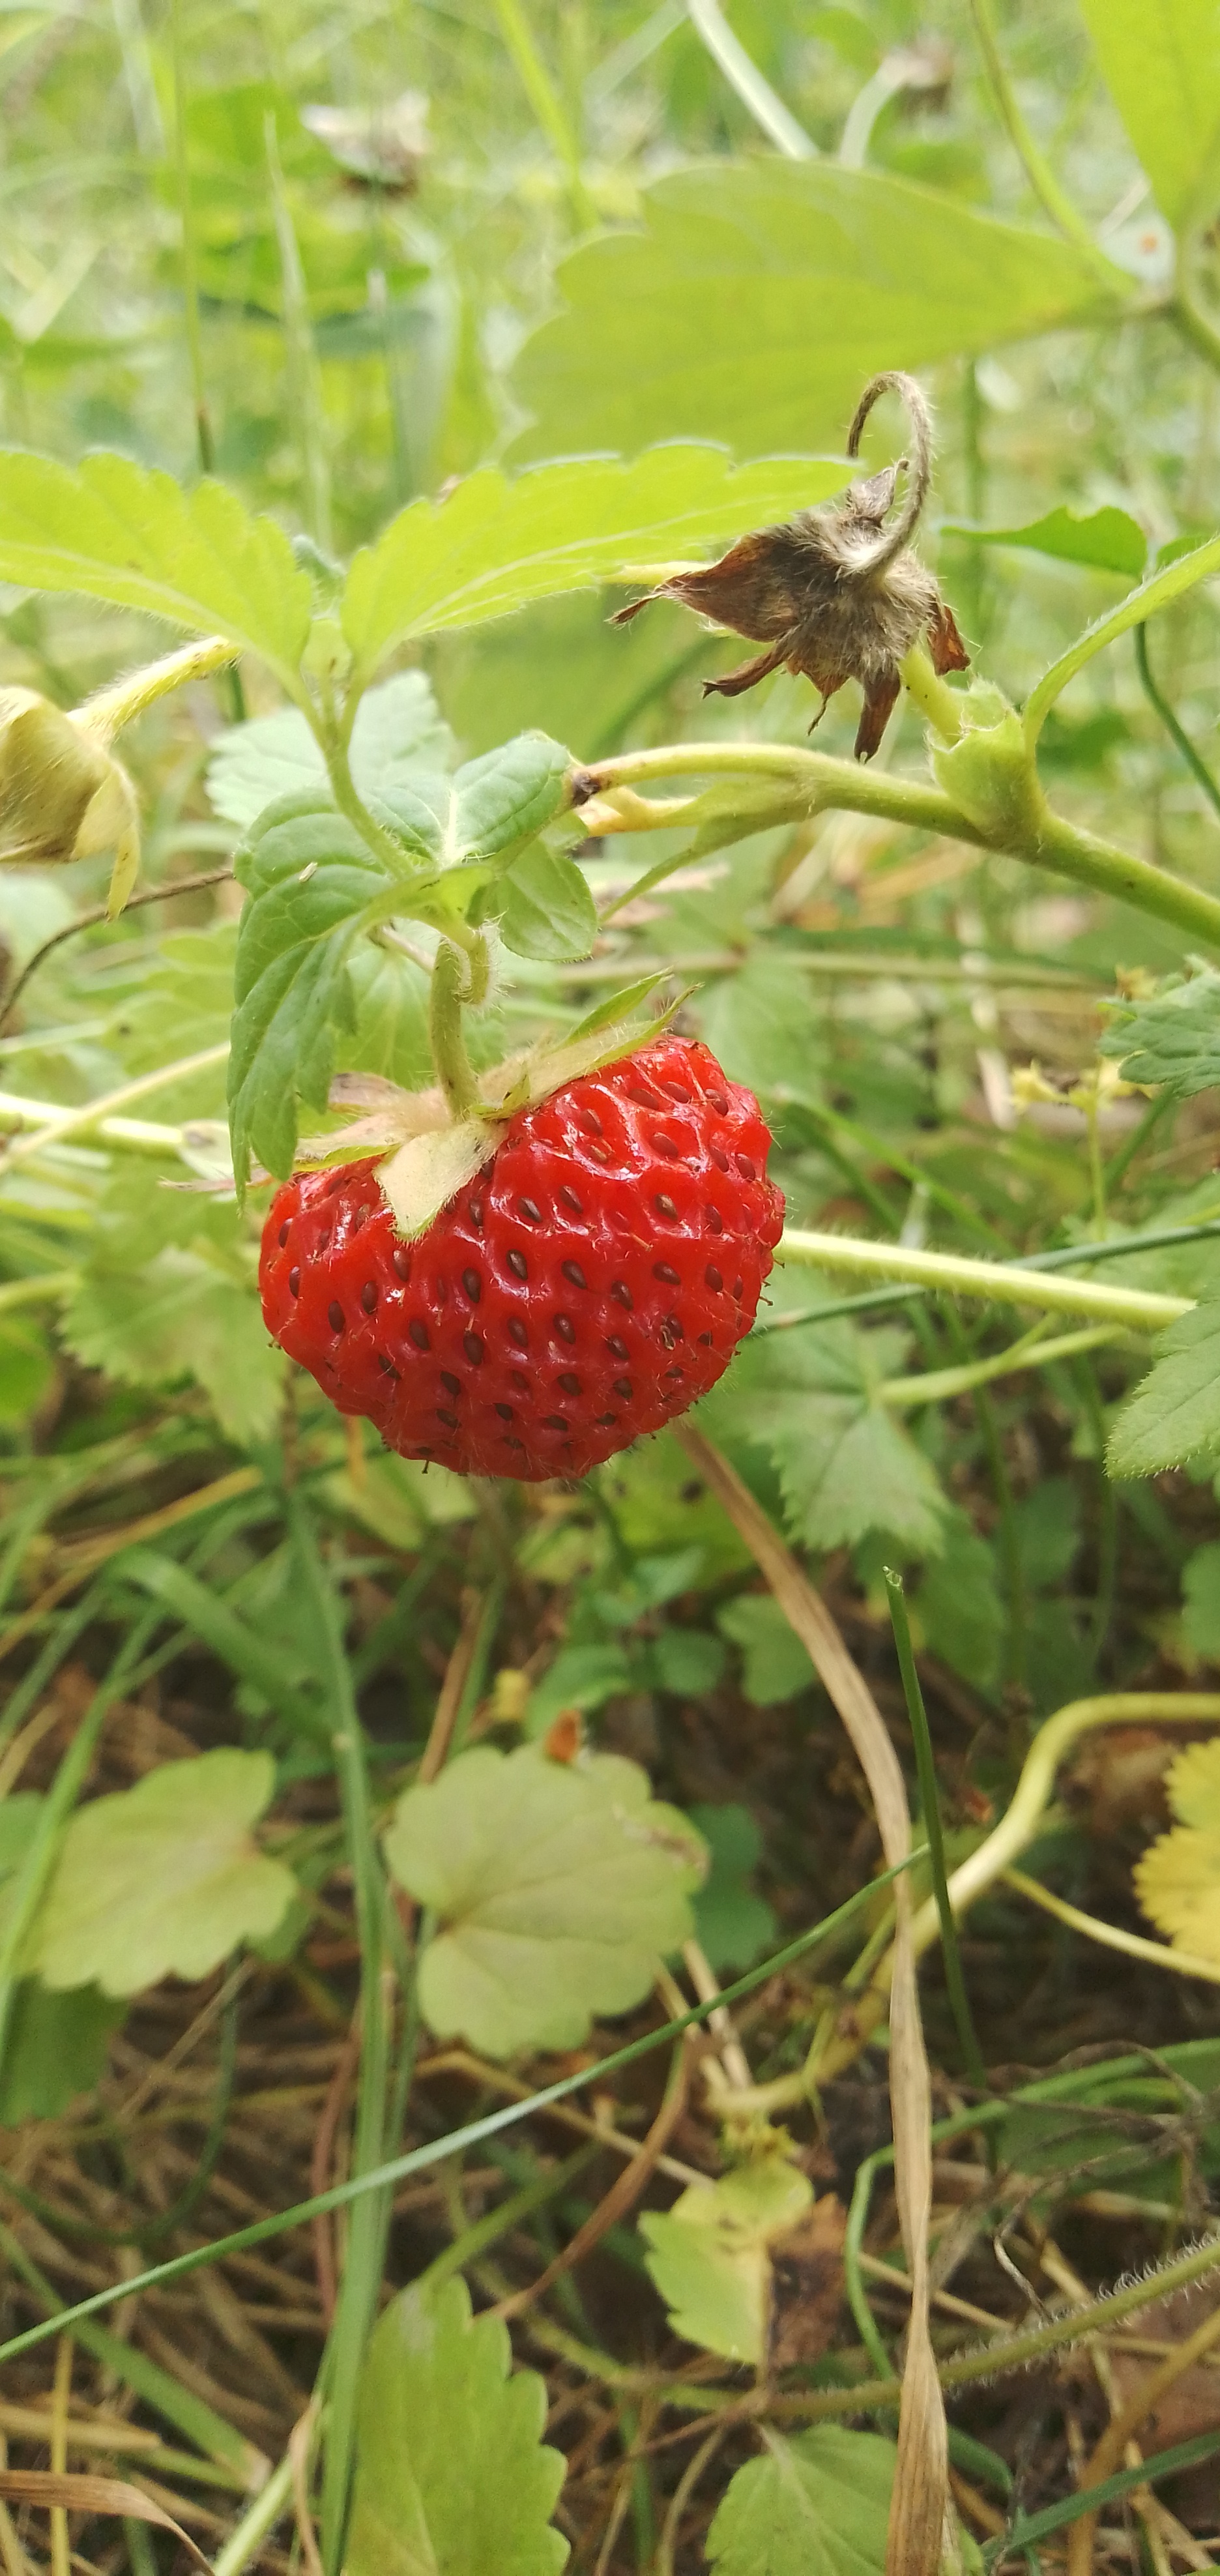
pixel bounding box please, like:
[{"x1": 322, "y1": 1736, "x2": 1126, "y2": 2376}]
[
  {"x1": 1101, "y1": 969, "x2": 1220, "y2": 1097},
  {"x1": 686, "y1": 1804, "x2": 779, "y2": 1974},
  {"x1": 706, "y1": 2425, "x2": 895, "y2": 2576},
  {"x1": 227, "y1": 791, "x2": 396, "y2": 1181},
  {"x1": 207, "y1": 672, "x2": 453, "y2": 828},
  {"x1": 1107, "y1": 1291, "x2": 1220, "y2": 1478},
  {"x1": 697, "y1": 952, "x2": 826, "y2": 1100},
  {"x1": 940, "y1": 505, "x2": 1148, "y2": 579},
  {"x1": 649, "y1": 1626, "x2": 726, "y2": 1695},
  {"x1": 1182, "y1": 1542, "x2": 1220, "y2": 1660},
  {"x1": 493, "y1": 845, "x2": 597, "y2": 962},
  {"x1": 32, "y1": 1749, "x2": 297, "y2": 1997},
  {"x1": 640, "y1": 2159, "x2": 813, "y2": 2362},
  {"x1": 451, "y1": 733, "x2": 572, "y2": 868},
  {"x1": 916, "y1": 1510, "x2": 1003, "y2": 1693},
  {"x1": 0, "y1": 451, "x2": 312, "y2": 691},
  {"x1": 523, "y1": 1643, "x2": 635, "y2": 1737},
  {"x1": 340, "y1": 446, "x2": 855, "y2": 677},
  {"x1": 1079, "y1": 0, "x2": 1220, "y2": 229},
  {"x1": 0, "y1": 1316, "x2": 53, "y2": 1422},
  {"x1": 346, "y1": 2276, "x2": 568, "y2": 2576},
  {"x1": 108, "y1": 922, "x2": 237, "y2": 1112},
  {"x1": 600, "y1": 1432, "x2": 752, "y2": 1578},
  {"x1": 1136, "y1": 1738, "x2": 1220, "y2": 1963},
  {"x1": 59, "y1": 1163, "x2": 284, "y2": 1444},
  {"x1": 704, "y1": 1317, "x2": 948, "y2": 1557},
  {"x1": 510, "y1": 164, "x2": 1131, "y2": 460},
  {"x1": 0, "y1": 1982, "x2": 126, "y2": 2122},
  {"x1": 383, "y1": 1744, "x2": 706, "y2": 2057},
  {"x1": 717, "y1": 1594, "x2": 816, "y2": 1706}
]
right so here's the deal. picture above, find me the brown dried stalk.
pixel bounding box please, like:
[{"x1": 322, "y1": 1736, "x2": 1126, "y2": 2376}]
[{"x1": 673, "y1": 1422, "x2": 951, "y2": 2576}]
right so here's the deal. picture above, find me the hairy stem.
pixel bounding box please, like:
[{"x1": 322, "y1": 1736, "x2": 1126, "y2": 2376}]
[
  {"x1": 573, "y1": 742, "x2": 1220, "y2": 951},
  {"x1": 899, "y1": 645, "x2": 965, "y2": 744},
  {"x1": 76, "y1": 637, "x2": 240, "y2": 740},
  {"x1": 777, "y1": 1227, "x2": 1189, "y2": 1332},
  {"x1": 429, "y1": 940, "x2": 484, "y2": 1119}
]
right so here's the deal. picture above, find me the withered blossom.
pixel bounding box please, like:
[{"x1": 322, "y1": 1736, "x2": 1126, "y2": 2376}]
[{"x1": 613, "y1": 370, "x2": 968, "y2": 759}]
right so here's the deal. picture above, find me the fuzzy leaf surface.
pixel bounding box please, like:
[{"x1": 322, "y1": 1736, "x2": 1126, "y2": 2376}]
[
  {"x1": 1101, "y1": 971, "x2": 1220, "y2": 1098},
  {"x1": 1079, "y1": 0, "x2": 1220, "y2": 227},
  {"x1": 511, "y1": 164, "x2": 1131, "y2": 459},
  {"x1": 340, "y1": 447, "x2": 853, "y2": 674},
  {"x1": 227, "y1": 793, "x2": 396, "y2": 1181},
  {"x1": 0, "y1": 451, "x2": 311, "y2": 688},
  {"x1": 1107, "y1": 1293, "x2": 1220, "y2": 1477},
  {"x1": 1136, "y1": 1738, "x2": 1220, "y2": 1964},
  {"x1": 0, "y1": 1983, "x2": 126, "y2": 2122},
  {"x1": 493, "y1": 845, "x2": 597, "y2": 961},
  {"x1": 641, "y1": 2160, "x2": 811, "y2": 2363},
  {"x1": 207, "y1": 673, "x2": 453, "y2": 828},
  {"x1": 383, "y1": 1744, "x2": 706, "y2": 2056},
  {"x1": 346, "y1": 2276, "x2": 568, "y2": 2576},
  {"x1": 706, "y1": 2425, "x2": 894, "y2": 2575},
  {"x1": 33, "y1": 1749, "x2": 297, "y2": 1997}
]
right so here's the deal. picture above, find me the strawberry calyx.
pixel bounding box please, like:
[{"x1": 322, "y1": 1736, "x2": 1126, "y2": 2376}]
[{"x1": 293, "y1": 974, "x2": 688, "y2": 1242}]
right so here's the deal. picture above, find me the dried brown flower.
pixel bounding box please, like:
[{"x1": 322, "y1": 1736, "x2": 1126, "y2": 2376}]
[{"x1": 613, "y1": 370, "x2": 968, "y2": 759}]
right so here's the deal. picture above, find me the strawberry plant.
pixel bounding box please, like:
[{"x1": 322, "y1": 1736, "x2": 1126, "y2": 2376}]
[{"x1": 5, "y1": 3, "x2": 1220, "y2": 2573}]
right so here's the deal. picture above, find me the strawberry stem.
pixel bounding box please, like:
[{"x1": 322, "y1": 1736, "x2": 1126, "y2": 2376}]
[{"x1": 429, "y1": 937, "x2": 482, "y2": 1119}]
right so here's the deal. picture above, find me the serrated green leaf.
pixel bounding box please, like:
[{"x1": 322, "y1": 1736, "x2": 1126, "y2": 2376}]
[
  {"x1": 704, "y1": 1317, "x2": 947, "y2": 1557},
  {"x1": 341, "y1": 447, "x2": 854, "y2": 676},
  {"x1": 641, "y1": 2159, "x2": 813, "y2": 2362},
  {"x1": 450, "y1": 733, "x2": 572, "y2": 866},
  {"x1": 0, "y1": 1315, "x2": 53, "y2": 1422},
  {"x1": 227, "y1": 791, "x2": 396, "y2": 1180},
  {"x1": 1101, "y1": 970, "x2": 1220, "y2": 1098},
  {"x1": 32, "y1": 1749, "x2": 297, "y2": 1997},
  {"x1": 383, "y1": 1744, "x2": 706, "y2": 2057},
  {"x1": 207, "y1": 672, "x2": 453, "y2": 828},
  {"x1": 1107, "y1": 1292, "x2": 1220, "y2": 1478},
  {"x1": 706, "y1": 2425, "x2": 895, "y2": 2576},
  {"x1": 1136, "y1": 1739, "x2": 1220, "y2": 1963},
  {"x1": 510, "y1": 164, "x2": 1131, "y2": 460},
  {"x1": 686, "y1": 1804, "x2": 779, "y2": 1974},
  {"x1": 717, "y1": 1594, "x2": 816, "y2": 1706},
  {"x1": 59, "y1": 1161, "x2": 284, "y2": 1443},
  {"x1": 494, "y1": 845, "x2": 597, "y2": 961},
  {"x1": 1079, "y1": 0, "x2": 1220, "y2": 229},
  {"x1": 0, "y1": 450, "x2": 312, "y2": 690},
  {"x1": 0, "y1": 1982, "x2": 126, "y2": 2122},
  {"x1": 107, "y1": 923, "x2": 237, "y2": 1113},
  {"x1": 940, "y1": 505, "x2": 1148, "y2": 579},
  {"x1": 63, "y1": 1250, "x2": 284, "y2": 1444},
  {"x1": 347, "y1": 2276, "x2": 568, "y2": 2576}
]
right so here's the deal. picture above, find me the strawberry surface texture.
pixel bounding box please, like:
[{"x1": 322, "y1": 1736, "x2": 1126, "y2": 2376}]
[{"x1": 259, "y1": 1034, "x2": 784, "y2": 1482}]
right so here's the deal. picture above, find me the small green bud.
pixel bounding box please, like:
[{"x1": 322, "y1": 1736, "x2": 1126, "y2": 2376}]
[{"x1": 931, "y1": 687, "x2": 1041, "y2": 842}]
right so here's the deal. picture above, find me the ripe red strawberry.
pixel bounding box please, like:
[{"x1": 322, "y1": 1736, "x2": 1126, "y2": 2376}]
[{"x1": 259, "y1": 1034, "x2": 783, "y2": 1482}]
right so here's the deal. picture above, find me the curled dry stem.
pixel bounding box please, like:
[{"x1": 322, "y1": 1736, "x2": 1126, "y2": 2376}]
[{"x1": 673, "y1": 1420, "x2": 950, "y2": 2576}]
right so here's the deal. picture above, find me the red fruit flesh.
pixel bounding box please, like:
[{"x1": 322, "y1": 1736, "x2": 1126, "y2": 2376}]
[{"x1": 259, "y1": 1034, "x2": 783, "y2": 1482}]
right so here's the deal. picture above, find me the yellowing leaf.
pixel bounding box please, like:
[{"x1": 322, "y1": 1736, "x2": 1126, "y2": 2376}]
[
  {"x1": 383, "y1": 1744, "x2": 706, "y2": 2057},
  {"x1": 33, "y1": 1751, "x2": 297, "y2": 1997},
  {"x1": 640, "y1": 2158, "x2": 813, "y2": 2364},
  {"x1": 347, "y1": 2277, "x2": 568, "y2": 2576},
  {"x1": 1136, "y1": 1738, "x2": 1220, "y2": 1965}
]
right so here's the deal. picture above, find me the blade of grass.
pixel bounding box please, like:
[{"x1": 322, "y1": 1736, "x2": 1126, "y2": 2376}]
[
  {"x1": 0, "y1": 1861, "x2": 916, "y2": 2368},
  {"x1": 1134, "y1": 621, "x2": 1220, "y2": 822},
  {"x1": 884, "y1": 1570, "x2": 988, "y2": 2091}
]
